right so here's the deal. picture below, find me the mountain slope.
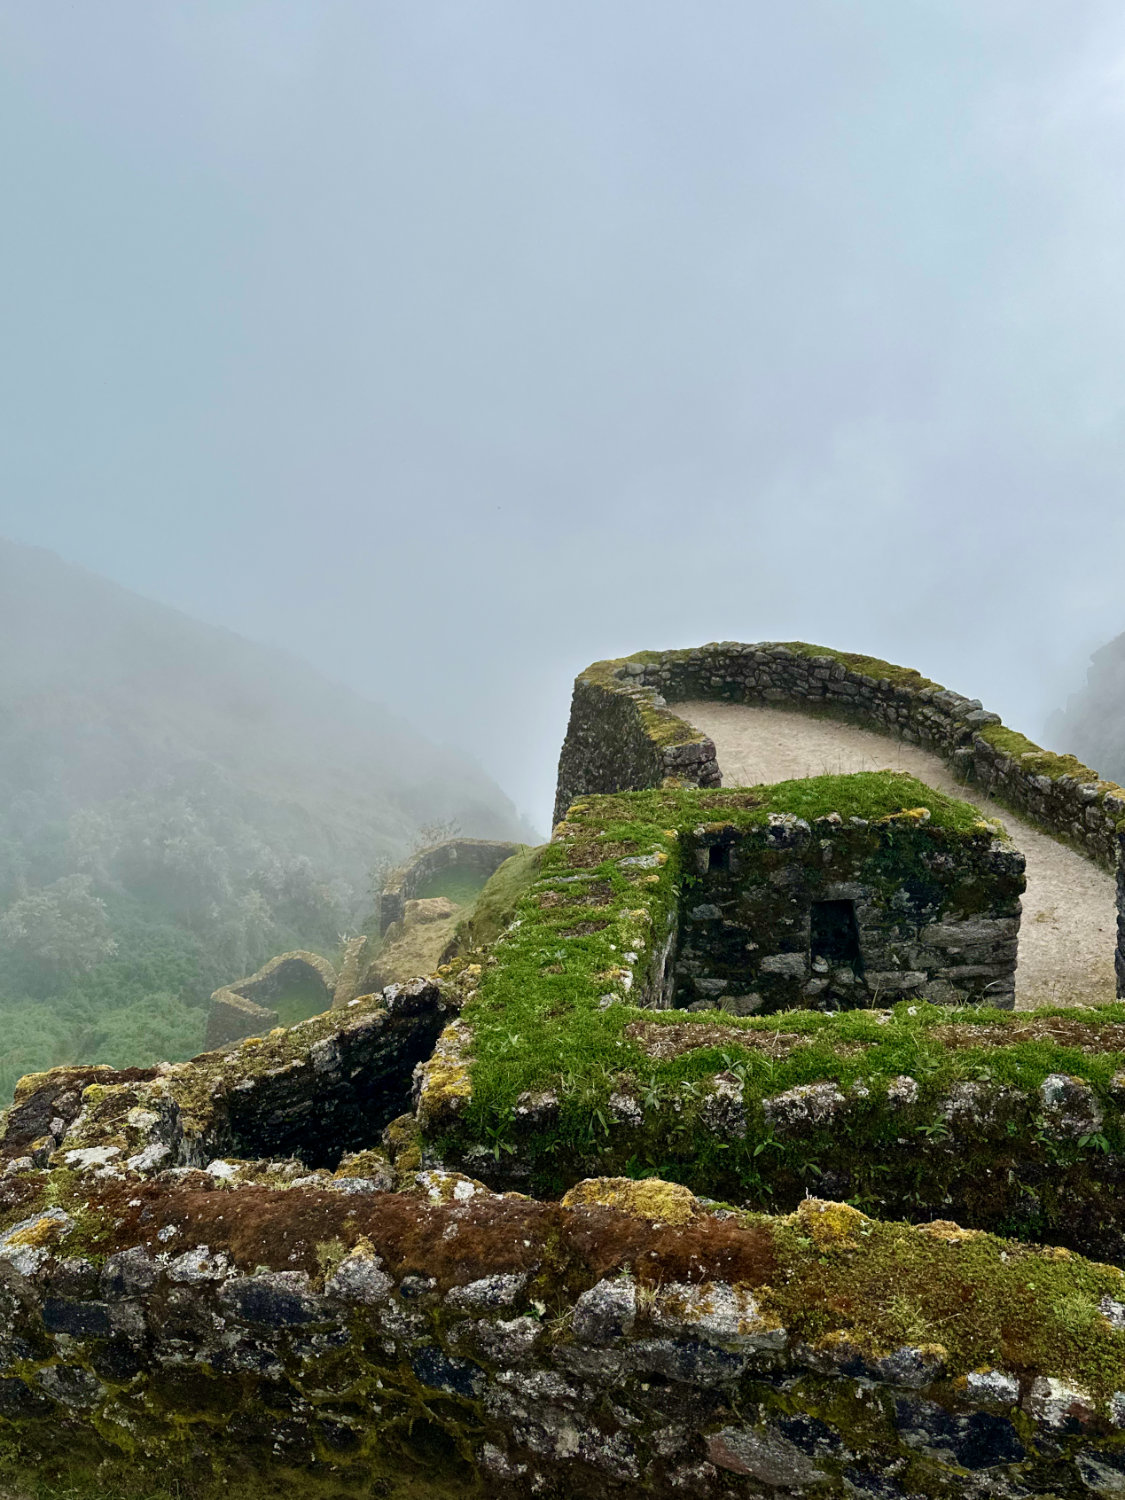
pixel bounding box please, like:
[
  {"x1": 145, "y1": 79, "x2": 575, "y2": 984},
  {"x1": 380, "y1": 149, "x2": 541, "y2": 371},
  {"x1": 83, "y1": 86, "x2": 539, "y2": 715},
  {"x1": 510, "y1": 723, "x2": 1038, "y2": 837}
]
[
  {"x1": 0, "y1": 538, "x2": 534, "y2": 1097},
  {"x1": 0, "y1": 538, "x2": 532, "y2": 881},
  {"x1": 1049, "y1": 631, "x2": 1125, "y2": 786}
]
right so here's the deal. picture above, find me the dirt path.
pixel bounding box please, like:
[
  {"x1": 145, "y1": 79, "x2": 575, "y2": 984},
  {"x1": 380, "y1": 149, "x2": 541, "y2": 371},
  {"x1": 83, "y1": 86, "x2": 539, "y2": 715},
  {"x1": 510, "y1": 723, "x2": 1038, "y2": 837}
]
[{"x1": 676, "y1": 701, "x2": 1117, "y2": 1010}]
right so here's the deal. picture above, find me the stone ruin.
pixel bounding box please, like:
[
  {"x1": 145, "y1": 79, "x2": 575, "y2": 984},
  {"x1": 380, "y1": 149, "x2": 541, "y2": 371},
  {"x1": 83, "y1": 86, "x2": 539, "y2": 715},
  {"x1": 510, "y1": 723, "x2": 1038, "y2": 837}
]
[
  {"x1": 376, "y1": 837, "x2": 522, "y2": 935},
  {"x1": 666, "y1": 811, "x2": 1023, "y2": 1014},
  {"x1": 5, "y1": 642, "x2": 1125, "y2": 1497},
  {"x1": 204, "y1": 839, "x2": 521, "y2": 1051},
  {"x1": 204, "y1": 949, "x2": 342, "y2": 1050}
]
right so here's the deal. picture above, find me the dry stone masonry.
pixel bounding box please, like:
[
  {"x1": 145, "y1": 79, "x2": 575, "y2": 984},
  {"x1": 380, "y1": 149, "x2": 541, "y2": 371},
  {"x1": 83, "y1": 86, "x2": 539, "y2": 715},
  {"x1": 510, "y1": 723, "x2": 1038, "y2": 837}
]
[
  {"x1": 673, "y1": 813, "x2": 1023, "y2": 1013},
  {"x1": 204, "y1": 949, "x2": 339, "y2": 1050},
  {"x1": 553, "y1": 641, "x2": 1125, "y2": 997},
  {"x1": 205, "y1": 946, "x2": 368, "y2": 1051}
]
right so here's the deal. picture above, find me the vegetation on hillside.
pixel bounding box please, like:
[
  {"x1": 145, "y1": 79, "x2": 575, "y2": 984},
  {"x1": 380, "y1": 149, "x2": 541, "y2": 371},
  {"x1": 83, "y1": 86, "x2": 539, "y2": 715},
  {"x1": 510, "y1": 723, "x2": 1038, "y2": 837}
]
[{"x1": 0, "y1": 540, "x2": 534, "y2": 1101}]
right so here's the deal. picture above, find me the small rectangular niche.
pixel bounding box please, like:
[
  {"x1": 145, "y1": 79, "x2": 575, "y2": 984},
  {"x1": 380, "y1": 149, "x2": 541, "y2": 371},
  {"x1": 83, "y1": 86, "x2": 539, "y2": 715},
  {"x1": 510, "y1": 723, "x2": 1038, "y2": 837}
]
[
  {"x1": 810, "y1": 898, "x2": 862, "y2": 965},
  {"x1": 708, "y1": 845, "x2": 731, "y2": 872}
]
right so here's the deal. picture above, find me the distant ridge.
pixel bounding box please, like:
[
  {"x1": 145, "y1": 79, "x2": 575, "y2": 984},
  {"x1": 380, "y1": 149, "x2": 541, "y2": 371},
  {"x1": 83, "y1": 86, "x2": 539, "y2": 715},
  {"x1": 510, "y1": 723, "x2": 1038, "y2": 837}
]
[
  {"x1": 0, "y1": 537, "x2": 535, "y2": 883},
  {"x1": 1049, "y1": 631, "x2": 1125, "y2": 786}
]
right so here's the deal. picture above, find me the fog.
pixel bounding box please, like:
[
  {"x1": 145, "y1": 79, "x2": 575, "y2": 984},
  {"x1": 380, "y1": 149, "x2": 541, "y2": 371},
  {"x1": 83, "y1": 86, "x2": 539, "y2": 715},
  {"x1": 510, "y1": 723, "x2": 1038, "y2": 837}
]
[{"x1": 2, "y1": 1, "x2": 1125, "y2": 829}]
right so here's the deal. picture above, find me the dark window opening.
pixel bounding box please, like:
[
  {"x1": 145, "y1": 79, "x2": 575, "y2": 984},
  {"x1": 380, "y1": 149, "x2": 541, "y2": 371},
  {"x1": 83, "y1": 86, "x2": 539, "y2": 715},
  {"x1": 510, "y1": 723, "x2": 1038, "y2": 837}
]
[
  {"x1": 810, "y1": 899, "x2": 862, "y2": 966},
  {"x1": 708, "y1": 845, "x2": 730, "y2": 872}
]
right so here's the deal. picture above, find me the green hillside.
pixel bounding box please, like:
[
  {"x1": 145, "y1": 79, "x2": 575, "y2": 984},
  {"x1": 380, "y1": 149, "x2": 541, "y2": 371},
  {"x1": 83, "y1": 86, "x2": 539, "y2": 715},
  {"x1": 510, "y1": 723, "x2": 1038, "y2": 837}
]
[{"x1": 0, "y1": 539, "x2": 535, "y2": 1099}]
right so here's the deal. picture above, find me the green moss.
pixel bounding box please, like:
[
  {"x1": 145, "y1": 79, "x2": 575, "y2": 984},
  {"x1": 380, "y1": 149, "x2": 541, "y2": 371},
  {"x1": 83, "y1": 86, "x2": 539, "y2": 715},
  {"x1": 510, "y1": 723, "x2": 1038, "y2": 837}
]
[
  {"x1": 774, "y1": 641, "x2": 942, "y2": 692},
  {"x1": 570, "y1": 770, "x2": 992, "y2": 837},
  {"x1": 579, "y1": 642, "x2": 1124, "y2": 816},
  {"x1": 579, "y1": 656, "x2": 704, "y2": 749},
  {"x1": 759, "y1": 1202, "x2": 1125, "y2": 1399},
  {"x1": 452, "y1": 845, "x2": 544, "y2": 954},
  {"x1": 412, "y1": 867, "x2": 491, "y2": 906},
  {"x1": 433, "y1": 775, "x2": 1035, "y2": 1201},
  {"x1": 448, "y1": 993, "x2": 1125, "y2": 1203},
  {"x1": 271, "y1": 991, "x2": 333, "y2": 1028},
  {"x1": 977, "y1": 722, "x2": 1104, "y2": 785}
]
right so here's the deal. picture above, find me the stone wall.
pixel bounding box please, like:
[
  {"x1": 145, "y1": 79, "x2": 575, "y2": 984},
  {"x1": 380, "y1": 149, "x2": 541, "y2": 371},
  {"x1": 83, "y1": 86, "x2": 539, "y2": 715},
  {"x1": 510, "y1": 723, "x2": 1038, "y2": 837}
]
[
  {"x1": 204, "y1": 949, "x2": 339, "y2": 1050},
  {"x1": 554, "y1": 641, "x2": 1125, "y2": 995},
  {"x1": 553, "y1": 667, "x2": 719, "y2": 827},
  {"x1": 203, "y1": 990, "x2": 278, "y2": 1050},
  {"x1": 378, "y1": 838, "x2": 523, "y2": 934},
  {"x1": 5, "y1": 981, "x2": 451, "y2": 1177},
  {"x1": 676, "y1": 816, "x2": 1024, "y2": 1013},
  {"x1": 3, "y1": 1134, "x2": 1125, "y2": 1498},
  {"x1": 434, "y1": 1011, "x2": 1125, "y2": 1264},
  {"x1": 555, "y1": 643, "x2": 1125, "y2": 862}
]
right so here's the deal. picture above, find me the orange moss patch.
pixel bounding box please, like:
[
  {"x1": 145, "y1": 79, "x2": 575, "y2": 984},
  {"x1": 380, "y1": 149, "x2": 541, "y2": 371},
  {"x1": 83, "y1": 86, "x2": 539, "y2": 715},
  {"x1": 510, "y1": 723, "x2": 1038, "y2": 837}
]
[
  {"x1": 565, "y1": 1207, "x2": 778, "y2": 1288},
  {"x1": 62, "y1": 1176, "x2": 781, "y2": 1296},
  {"x1": 0, "y1": 1174, "x2": 45, "y2": 1225},
  {"x1": 78, "y1": 1178, "x2": 547, "y2": 1285}
]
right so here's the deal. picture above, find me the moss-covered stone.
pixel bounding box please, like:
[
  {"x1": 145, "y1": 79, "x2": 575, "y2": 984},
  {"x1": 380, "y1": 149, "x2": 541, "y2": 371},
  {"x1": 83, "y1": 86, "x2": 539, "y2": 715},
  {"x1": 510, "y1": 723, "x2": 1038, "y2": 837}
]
[
  {"x1": 1, "y1": 1175, "x2": 1125, "y2": 1497},
  {"x1": 425, "y1": 775, "x2": 1027, "y2": 1197}
]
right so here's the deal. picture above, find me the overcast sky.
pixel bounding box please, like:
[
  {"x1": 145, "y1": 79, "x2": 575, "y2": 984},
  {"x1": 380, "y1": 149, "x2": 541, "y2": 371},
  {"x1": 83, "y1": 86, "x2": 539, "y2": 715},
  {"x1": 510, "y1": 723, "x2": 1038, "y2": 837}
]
[{"x1": 2, "y1": 2, "x2": 1125, "y2": 829}]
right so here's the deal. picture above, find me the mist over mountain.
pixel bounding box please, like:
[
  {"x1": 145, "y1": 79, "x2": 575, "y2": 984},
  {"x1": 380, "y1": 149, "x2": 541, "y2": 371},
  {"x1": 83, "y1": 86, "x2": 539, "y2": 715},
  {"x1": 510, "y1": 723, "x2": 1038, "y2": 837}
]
[
  {"x1": 0, "y1": 538, "x2": 533, "y2": 870},
  {"x1": 1049, "y1": 630, "x2": 1125, "y2": 787},
  {"x1": 0, "y1": 538, "x2": 534, "y2": 1095}
]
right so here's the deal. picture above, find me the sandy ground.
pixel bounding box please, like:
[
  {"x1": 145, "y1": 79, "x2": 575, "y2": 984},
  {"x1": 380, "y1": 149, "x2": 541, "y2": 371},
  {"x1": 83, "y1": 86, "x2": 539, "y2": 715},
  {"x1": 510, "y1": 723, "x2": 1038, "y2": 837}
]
[{"x1": 676, "y1": 701, "x2": 1117, "y2": 1010}]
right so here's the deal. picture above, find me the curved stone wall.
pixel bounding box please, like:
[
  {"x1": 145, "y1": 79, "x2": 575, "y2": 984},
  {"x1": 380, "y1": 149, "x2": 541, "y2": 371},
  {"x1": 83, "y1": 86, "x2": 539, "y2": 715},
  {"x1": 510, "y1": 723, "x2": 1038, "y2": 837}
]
[
  {"x1": 553, "y1": 657, "x2": 720, "y2": 827},
  {"x1": 205, "y1": 950, "x2": 339, "y2": 1050},
  {"x1": 555, "y1": 642, "x2": 1125, "y2": 866},
  {"x1": 555, "y1": 641, "x2": 1125, "y2": 999},
  {"x1": 378, "y1": 838, "x2": 523, "y2": 934}
]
